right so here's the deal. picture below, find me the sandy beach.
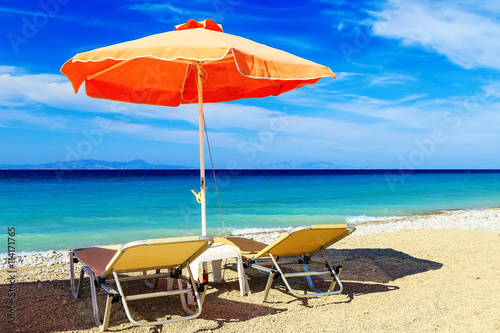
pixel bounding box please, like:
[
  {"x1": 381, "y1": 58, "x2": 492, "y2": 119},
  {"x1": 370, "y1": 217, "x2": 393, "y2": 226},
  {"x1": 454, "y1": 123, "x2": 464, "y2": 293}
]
[{"x1": 1, "y1": 208, "x2": 499, "y2": 332}]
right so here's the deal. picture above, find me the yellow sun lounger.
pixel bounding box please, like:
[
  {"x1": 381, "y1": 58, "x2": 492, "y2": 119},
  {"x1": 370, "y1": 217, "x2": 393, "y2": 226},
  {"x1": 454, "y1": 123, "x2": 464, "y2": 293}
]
[
  {"x1": 216, "y1": 224, "x2": 354, "y2": 302},
  {"x1": 69, "y1": 236, "x2": 214, "y2": 331}
]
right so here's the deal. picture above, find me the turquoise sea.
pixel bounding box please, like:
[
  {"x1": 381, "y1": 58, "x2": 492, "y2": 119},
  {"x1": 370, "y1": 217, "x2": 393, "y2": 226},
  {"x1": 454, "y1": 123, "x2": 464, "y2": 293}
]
[{"x1": 2, "y1": 169, "x2": 500, "y2": 253}]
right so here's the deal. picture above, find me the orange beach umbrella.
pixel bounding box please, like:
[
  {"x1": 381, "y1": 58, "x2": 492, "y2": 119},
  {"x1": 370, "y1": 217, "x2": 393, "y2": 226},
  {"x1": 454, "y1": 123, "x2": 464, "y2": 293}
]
[{"x1": 61, "y1": 19, "x2": 335, "y2": 236}]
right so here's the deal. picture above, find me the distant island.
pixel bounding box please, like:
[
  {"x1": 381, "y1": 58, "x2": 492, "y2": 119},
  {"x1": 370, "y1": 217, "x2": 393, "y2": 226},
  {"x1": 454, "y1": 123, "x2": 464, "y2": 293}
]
[
  {"x1": 0, "y1": 159, "x2": 190, "y2": 170},
  {"x1": 0, "y1": 159, "x2": 351, "y2": 170},
  {"x1": 256, "y1": 161, "x2": 343, "y2": 169}
]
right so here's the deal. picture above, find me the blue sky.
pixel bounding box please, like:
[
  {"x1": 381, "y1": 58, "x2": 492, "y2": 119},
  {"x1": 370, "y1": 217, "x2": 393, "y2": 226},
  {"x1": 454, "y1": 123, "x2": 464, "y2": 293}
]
[{"x1": 1, "y1": 0, "x2": 499, "y2": 169}]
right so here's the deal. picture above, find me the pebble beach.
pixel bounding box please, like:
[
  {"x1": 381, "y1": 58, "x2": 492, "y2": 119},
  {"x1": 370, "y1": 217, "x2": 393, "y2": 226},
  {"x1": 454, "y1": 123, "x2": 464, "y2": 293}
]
[
  {"x1": 1, "y1": 208, "x2": 499, "y2": 332},
  {"x1": 4, "y1": 208, "x2": 499, "y2": 270}
]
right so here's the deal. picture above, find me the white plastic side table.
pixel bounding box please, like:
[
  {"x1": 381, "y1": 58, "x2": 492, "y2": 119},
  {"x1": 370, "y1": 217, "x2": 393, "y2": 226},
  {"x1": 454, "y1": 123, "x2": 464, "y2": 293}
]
[{"x1": 190, "y1": 243, "x2": 247, "y2": 296}]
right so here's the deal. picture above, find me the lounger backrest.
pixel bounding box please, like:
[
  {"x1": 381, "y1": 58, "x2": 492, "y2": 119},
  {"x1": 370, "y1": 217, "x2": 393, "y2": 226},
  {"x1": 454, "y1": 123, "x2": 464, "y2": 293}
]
[
  {"x1": 254, "y1": 224, "x2": 354, "y2": 259},
  {"x1": 101, "y1": 236, "x2": 213, "y2": 277}
]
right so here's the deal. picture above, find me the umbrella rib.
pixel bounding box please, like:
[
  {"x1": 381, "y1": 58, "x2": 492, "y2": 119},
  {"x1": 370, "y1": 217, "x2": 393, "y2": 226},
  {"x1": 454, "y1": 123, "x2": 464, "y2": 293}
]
[
  {"x1": 179, "y1": 64, "x2": 193, "y2": 103},
  {"x1": 86, "y1": 59, "x2": 132, "y2": 81},
  {"x1": 180, "y1": 64, "x2": 200, "y2": 104}
]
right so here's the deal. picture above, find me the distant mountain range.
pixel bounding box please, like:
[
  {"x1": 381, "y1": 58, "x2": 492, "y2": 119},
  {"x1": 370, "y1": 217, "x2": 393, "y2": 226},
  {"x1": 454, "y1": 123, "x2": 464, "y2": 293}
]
[
  {"x1": 0, "y1": 159, "x2": 191, "y2": 170},
  {"x1": 256, "y1": 161, "x2": 344, "y2": 169},
  {"x1": 0, "y1": 159, "x2": 353, "y2": 170}
]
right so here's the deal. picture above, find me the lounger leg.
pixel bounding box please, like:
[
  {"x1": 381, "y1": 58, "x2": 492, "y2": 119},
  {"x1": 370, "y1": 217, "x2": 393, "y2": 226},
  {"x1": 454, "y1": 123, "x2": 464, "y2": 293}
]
[
  {"x1": 178, "y1": 279, "x2": 192, "y2": 315},
  {"x1": 70, "y1": 255, "x2": 115, "y2": 331},
  {"x1": 100, "y1": 294, "x2": 113, "y2": 332},
  {"x1": 269, "y1": 253, "x2": 296, "y2": 297},
  {"x1": 235, "y1": 253, "x2": 248, "y2": 296},
  {"x1": 186, "y1": 262, "x2": 198, "y2": 305},
  {"x1": 112, "y1": 269, "x2": 206, "y2": 327},
  {"x1": 261, "y1": 271, "x2": 276, "y2": 302},
  {"x1": 112, "y1": 271, "x2": 143, "y2": 326},
  {"x1": 69, "y1": 252, "x2": 85, "y2": 299},
  {"x1": 321, "y1": 250, "x2": 343, "y2": 293},
  {"x1": 181, "y1": 264, "x2": 206, "y2": 315},
  {"x1": 245, "y1": 265, "x2": 276, "y2": 303},
  {"x1": 269, "y1": 252, "x2": 344, "y2": 299},
  {"x1": 84, "y1": 267, "x2": 108, "y2": 330}
]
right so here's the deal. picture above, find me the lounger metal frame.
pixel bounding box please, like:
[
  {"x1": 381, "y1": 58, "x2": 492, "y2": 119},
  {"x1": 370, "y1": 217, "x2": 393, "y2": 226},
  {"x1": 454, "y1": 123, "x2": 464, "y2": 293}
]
[
  {"x1": 219, "y1": 225, "x2": 355, "y2": 302},
  {"x1": 246, "y1": 249, "x2": 344, "y2": 302},
  {"x1": 69, "y1": 236, "x2": 213, "y2": 331}
]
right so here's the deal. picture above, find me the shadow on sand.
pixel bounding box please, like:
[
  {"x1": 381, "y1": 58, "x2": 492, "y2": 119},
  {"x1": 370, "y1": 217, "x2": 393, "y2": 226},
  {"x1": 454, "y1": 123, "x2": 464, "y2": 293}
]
[
  {"x1": 224, "y1": 247, "x2": 442, "y2": 306},
  {"x1": 325, "y1": 248, "x2": 443, "y2": 284}
]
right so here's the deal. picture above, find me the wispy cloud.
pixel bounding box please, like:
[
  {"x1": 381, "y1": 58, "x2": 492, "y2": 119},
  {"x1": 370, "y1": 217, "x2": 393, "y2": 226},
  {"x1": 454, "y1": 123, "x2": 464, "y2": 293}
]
[
  {"x1": 127, "y1": 2, "x2": 211, "y2": 20},
  {"x1": 123, "y1": 0, "x2": 293, "y2": 27},
  {"x1": 369, "y1": 73, "x2": 418, "y2": 86},
  {"x1": 482, "y1": 81, "x2": 500, "y2": 100},
  {"x1": 0, "y1": 4, "x2": 103, "y2": 27},
  {"x1": 393, "y1": 93, "x2": 427, "y2": 104},
  {"x1": 0, "y1": 108, "x2": 73, "y2": 130},
  {"x1": 0, "y1": 70, "x2": 107, "y2": 111},
  {"x1": 0, "y1": 67, "x2": 389, "y2": 158},
  {"x1": 0, "y1": 6, "x2": 38, "y2": 16},
  {"x1": 0, "y1": 66, "x2": 24, "y2": 74},
  {"x1": 367, "y1": 0, "x2": 500, "y2": 71},
  {"x1": 332, "y1": 72, "x2": 360, "y2": 80}
]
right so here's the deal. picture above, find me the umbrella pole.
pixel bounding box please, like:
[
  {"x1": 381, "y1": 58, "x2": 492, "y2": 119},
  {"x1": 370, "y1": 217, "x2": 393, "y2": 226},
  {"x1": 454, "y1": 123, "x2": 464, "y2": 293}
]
[
  {"x1": 196, "y1": 63, "x2": 209, "y2": 283},
  {"x1": 196, "y1": 63, "x2": 207, "y2": 237}
]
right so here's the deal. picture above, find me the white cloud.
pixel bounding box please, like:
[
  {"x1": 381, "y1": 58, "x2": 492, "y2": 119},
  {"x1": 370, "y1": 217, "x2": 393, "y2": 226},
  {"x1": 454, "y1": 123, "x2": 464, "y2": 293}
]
[
  {"x1": 0, "y1": 66, "x2": 23, "y2": 74},
  {"x1": 0, "y1": 67, "x2": 352, "y2": 151},
  {"x1": 0, "y1": 67, "x2": 388, "y2": 158},
  {"x1": 368, "y1": 0, "x2": 500, "y2": 71},
  {"x1": 334, "y1": 72, "x2": 361, "y2": 80},
  {"x1": 0, "y1": 108, "x2": 71, "y2": 130},
  {"x1": 0, "y1": 67, "x2": 346, "y2": 138},
  {"x1": 369, "y1": 73, "x2": 417, "y2": 86},
  {"x1": 128, "y1": 2, "x2": 208, "y2": 18},
  {"x1": 482, "y1": 81, "x2": 500, "y2": 100},
  {"x1": 3, "y1": 65, "x2": 500, "y2": 167},
  {"x1": 0, "y1": 6, "x2": 40, "y2": 16}
]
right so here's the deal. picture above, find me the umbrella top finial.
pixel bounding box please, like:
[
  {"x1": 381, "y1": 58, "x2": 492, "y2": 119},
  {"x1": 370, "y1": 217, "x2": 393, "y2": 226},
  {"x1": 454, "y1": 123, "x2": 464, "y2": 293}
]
[{"x1": 175, "y1": 19, "x2": 223, "y2": 32}]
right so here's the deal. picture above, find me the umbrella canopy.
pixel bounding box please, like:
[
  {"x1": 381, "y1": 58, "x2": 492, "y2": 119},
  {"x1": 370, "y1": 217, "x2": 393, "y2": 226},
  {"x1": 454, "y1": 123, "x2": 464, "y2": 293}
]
[
  {"x1": 61, "y1": 19, "x2": 335, "y2": 106},
  {"x1": 61, "y1": 19, "x2": 335, "y2": 236}
]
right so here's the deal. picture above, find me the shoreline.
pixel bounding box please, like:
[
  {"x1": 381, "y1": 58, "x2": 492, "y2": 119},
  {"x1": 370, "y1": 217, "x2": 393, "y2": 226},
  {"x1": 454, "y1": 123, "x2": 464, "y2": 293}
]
[
  {"x1": 2, "y1": 207, "x2": 499, "y2": 269},
  {"x1": 243, "y1": 207, "x2": 500, "y2": 242}
]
